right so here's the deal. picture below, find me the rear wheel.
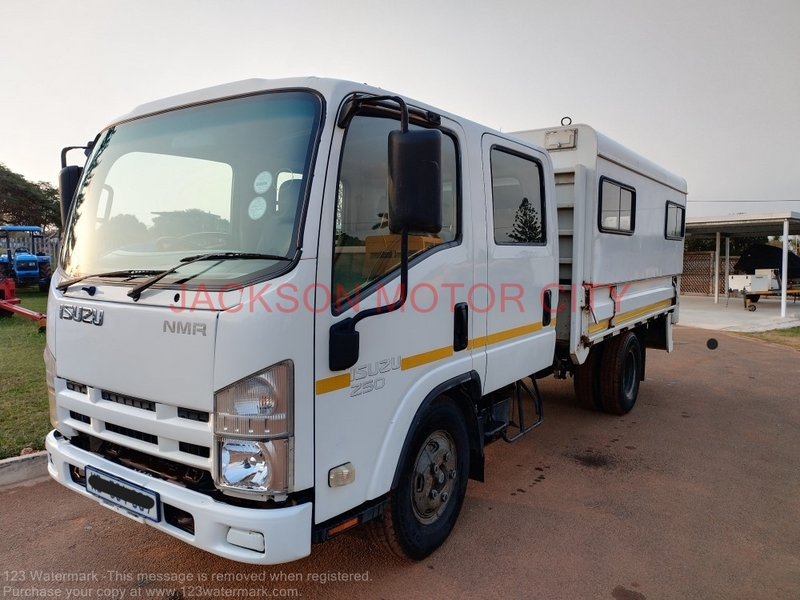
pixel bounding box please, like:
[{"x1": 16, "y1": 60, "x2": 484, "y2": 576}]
[
  {"x1": 599, "y1": 331, "x2": 642, "y2": 415},
  {"x1": 369, "y1": 397, "x2": 469, "y2": 560}
]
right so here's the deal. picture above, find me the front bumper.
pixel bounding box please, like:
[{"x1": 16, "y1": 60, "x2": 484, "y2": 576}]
[{"x1": 46, "y1": 430, "x2": 312, "y2": 564}]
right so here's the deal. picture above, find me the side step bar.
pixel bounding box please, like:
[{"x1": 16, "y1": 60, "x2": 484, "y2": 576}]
[{"x1": 502, "y1": 378, "x2": 544, "y2": 443}]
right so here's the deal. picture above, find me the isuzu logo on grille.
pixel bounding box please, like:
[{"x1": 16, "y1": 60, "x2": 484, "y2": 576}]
[{"x1": 59, "y1": 304, "x2": 104, "y2": 326}]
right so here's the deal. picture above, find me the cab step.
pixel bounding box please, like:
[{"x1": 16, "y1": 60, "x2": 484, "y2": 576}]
[{"x1": 502, "y1": 378, "x2": 544, "y2": 443}]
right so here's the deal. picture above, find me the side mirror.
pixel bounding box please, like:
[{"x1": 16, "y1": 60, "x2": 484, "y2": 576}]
[
  {"x1": 328, "y1": 98, "x2": 444, "y2": 373},
  {"x1": 58, "y1": 165, "x2": 82, "y2": 227},
  {"x1": 388, "y1": 129, "x2": 442, "y2": 234}
]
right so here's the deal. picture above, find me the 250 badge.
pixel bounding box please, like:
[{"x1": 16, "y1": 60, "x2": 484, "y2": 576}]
[{"x1": 350, "y1": 356, "x2": 401, "y2": 397}]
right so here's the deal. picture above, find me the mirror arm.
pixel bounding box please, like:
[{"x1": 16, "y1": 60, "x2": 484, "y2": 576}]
[
  {"x1": 337, "y1": 95, "x2": 409, "y2": 132},
  {"x1": 328, "y1": 228, "x2": 408, "y2": 372},
  {"x1": 60, "y1": 141, "x2": 94, "y2": 169},
  {"x1": 352, "y1": 227, "x2": 409, "y2": 328}
]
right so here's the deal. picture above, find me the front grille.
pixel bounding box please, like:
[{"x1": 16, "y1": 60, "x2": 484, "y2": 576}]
[
  {"x1": 59, "y1": 379, "x2": 212, "y2": 472},
  {"x1": 179, "y1": 442, "x2": 210, "y2": 458},
  {"x1": 66, "y1": 381, "x2": 88, "y2": 394},
  {"x1": 102, "y1": 391, "x2": 155, "y2": 412},
  {"x1": 178, "y1": 407, "x2": 209, "y2": 423},
  {"x1": 69, "y1": 410, "x2": 91, "y2": 424},
  {"x1": 70, "y1": 432, "x2": 214, "y2": 493},
  {"x1": 106, "y1": 423, "x2": 157, "y2": 445}
]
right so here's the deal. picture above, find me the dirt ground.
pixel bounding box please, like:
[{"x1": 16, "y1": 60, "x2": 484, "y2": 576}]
[{"x1": 2, "y1": 326, "x2": 799, "y2": 600}]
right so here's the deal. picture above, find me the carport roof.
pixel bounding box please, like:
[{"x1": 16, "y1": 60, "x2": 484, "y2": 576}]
[{"x1": 686, "y1": 211, "x2": 800, "y2": 238}]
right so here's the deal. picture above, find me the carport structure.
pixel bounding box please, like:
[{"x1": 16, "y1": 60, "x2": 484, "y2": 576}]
[{"x1": 685, "y1": 211, "x2": 800, "y2": 316}]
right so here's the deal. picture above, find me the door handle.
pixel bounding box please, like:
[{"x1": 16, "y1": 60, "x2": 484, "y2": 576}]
[
  {"x1": 543, "y1": 289, "x2": 552, "y2": 327},
  {"x1": 454, "y1": 302, "x2": 468, "y2": 351}
]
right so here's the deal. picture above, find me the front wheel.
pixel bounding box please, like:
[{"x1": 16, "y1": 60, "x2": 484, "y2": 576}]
[{"x1": 369, "y1": 397, "x2": 469, "y2": 560}]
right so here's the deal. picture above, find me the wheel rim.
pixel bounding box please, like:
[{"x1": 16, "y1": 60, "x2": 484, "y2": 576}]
[
  {"x1": 411, "y1": 430, "x2": 458, "y2": 525},
  {"x1": 622, "y1": 347, "x2": 638, "y2": 398}
]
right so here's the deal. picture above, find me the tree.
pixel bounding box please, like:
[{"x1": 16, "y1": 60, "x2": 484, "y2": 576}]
[
  {"x1": 684, "y1": 236, "x2": 769, "y2": 255},
  {"x1": 0, "y1": 163, "x2": 61, "y2": 230},
  {"x1": 149, "y1": 209, "x2": 230, "y2": 240},
  {"x1": 768, "y1": 236, "x2": 799, "y2": 253},
  {"x1": 509, "y1": 197, "x2": 542, "y2": 243},
  {"x1": 96, "y1": 214, "x2": 149, "y2": 254}
]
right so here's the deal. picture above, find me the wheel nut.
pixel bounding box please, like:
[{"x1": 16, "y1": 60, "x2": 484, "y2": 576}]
[
  {"x1": 432, "y1": 464, "x2": 440, "y2": 474},
  {"x1": 444, "y1": 452, "x2": 451, "y2": 462},
  {"x1": 449, "y1": 470, "x2": 457, "y2": 479},
  {"x1": 429, "y1": 490, "x2": 439, "y2": 500},
  {"x1": 441, "y1": 492, "x2": 449, "y2": 502}
]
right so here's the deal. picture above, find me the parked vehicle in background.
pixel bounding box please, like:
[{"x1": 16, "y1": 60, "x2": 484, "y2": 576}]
[{"x1": 0, "y1": 225, "x2": 52, "y2": 292}]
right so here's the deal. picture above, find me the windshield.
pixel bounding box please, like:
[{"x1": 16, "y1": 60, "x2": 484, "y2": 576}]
[{"x1": 61, "y1": 91, "x2": 322, "y2": 288}]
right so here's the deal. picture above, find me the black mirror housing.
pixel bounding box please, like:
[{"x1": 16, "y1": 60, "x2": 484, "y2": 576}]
[
  {"x1": 329, "y1": 319, "x2": 360, "y2": 371},
  {"x1": 59, "y1": 165, "x2": 82, "y2": 227},
  {"x1": 388, "y1": 129, "x2": 442, "y2": 234}
]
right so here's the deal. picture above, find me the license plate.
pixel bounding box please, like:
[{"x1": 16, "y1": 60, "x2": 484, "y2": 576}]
[{"x1": 85, "y1": 466, "x2": 161, "y2": 523}]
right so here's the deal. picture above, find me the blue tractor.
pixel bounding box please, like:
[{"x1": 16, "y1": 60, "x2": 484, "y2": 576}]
[{"x1": 0, "y1": 226, "x2": 53, "y2": 293}]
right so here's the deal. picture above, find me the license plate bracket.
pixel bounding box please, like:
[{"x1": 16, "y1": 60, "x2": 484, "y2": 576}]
[{"x1": 85, "y1": 466, "x2": 161, "y2": 523}]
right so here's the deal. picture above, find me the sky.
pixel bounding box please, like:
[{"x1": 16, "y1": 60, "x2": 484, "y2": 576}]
[{"x1": 1, "y1": 0, "x2": 799, "y2": 218}]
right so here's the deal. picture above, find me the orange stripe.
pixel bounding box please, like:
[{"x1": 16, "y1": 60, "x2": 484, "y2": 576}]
[
  {"x1": 318, "y1": 319, "x2": 549, "y2": 392},
  {"x1": 315, "y1": 373, "x2": 350, "y2": 395},
  {"x1": 401, "y1": 346, "x2": 453, "y2": 370},
  {"x1": 469, "y1": 321, "x2": 544, "y2": 349}
]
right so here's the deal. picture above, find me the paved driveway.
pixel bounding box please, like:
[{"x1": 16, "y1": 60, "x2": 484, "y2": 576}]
[{"x1": 2, "y1": 327, "x2": 798, "y2": 600}]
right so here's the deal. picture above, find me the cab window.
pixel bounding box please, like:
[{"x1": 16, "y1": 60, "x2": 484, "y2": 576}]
[{"x1": 332, "y1": 115, "x2": 459, "y2": 310}]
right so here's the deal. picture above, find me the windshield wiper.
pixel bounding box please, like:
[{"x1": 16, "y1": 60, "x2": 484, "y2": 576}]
[
  {"x1": 56, "y1": 270, "x2": 162, "y2": 293},
  {"x1": 127, "y1": 252, "x2": 294, "y2": 301},
  {"x1": 179, "y1": 252, "x2": 292, "y2": 263}
]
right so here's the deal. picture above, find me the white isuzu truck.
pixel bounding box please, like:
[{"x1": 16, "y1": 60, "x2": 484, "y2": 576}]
[{"x1": 46, "y1": 78, "x2": 686, "y2": 564}]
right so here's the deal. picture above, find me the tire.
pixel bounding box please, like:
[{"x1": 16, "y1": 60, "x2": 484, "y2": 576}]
[
  {"x1": 38, "y1": 264, "x2": 51, "y2": 293},
  {"x1": 599, "y1": 331, "x2": 642, "y2": 415},
  {"x1": 369, "y1": 397, "x2": 469, "y2": 560},
  {"x1": 573, "y1": 345, "x2": 604, "y2": 411},
  {"x1": 746, "y1": 294, "x2": 760, "y2": 303}
]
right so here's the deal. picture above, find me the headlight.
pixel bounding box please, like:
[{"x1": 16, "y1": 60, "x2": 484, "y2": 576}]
[
  {"x1": 44, "y1": 345, "x2": 58, "y2": 429},
  {"x1": 218, "y1": 438, "x2": 291, "y2": 494},
  {"x1": 214, "y1": 361, "x2": 294, "y2": 498}
]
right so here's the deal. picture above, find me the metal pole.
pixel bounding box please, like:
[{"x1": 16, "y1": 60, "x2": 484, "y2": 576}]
[
  {"x1": 781, "y1": 219, "x2": 789, "y2": 318},
  {"x1": 724, "y1": 237, "x2": 730, "y2": 298},
  {"x1": 714, "y1": 232, "x2": 721, "y2": 304}
]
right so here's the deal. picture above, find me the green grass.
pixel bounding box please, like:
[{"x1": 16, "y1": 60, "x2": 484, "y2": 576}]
[
  {"x1": 0, "y1": 288, "x2": 49, "y2": 459},
  {"x1": 740, "y1": 327, "x2": 800, "y2": 351}
]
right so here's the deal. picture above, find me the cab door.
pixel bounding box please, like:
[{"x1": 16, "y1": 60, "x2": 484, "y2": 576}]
[
  {"x1": 479, "y1": 134, "x2": 558, "y2": 392},
  {"x1": 311, "y1": 108, "x2": 475, "y2": 524}
]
